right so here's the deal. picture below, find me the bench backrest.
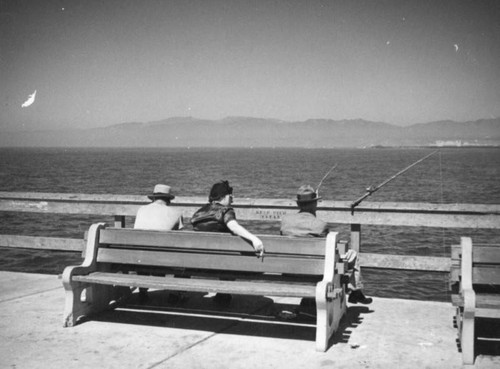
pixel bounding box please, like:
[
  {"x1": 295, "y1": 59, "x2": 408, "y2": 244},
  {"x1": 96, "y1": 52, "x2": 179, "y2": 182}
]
[
  {"x1": 450, "y1": 238, "x2": 500, "y2": 288},
  {"x1": 468, "y1": 245, "x2": 500, "y2": 285},
  {"x1": 90, "y1": 226, "x2": 342, "y2": 278}
]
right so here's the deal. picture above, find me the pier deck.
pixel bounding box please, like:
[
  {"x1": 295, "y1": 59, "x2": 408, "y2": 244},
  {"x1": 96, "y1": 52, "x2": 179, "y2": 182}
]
[{"x1": 1, "y1": 272, "x2": 499, "y2": 368}]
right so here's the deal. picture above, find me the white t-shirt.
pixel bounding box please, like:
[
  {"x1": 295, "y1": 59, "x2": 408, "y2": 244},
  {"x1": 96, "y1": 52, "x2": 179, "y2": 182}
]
[{"x1": 133, "y1": 201, "x2": 183, "y2": 231}]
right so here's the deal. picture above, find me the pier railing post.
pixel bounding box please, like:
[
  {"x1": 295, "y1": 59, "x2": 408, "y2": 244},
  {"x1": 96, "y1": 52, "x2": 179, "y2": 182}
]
[
  {"x1": 350, "y1": 223, "x2": 361, "y2": 254},
  {"x1": 114, "y1": 215, "x2": 125, "y2": 228},
  {"x1": 350, "y1": 223, "x2": 364, "y2": 289}
]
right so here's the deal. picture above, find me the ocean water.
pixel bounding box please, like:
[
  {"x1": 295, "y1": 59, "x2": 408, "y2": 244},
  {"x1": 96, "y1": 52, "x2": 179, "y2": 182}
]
[{"x1": 1, "y1": 146, "x2": 499, "y2": 301}]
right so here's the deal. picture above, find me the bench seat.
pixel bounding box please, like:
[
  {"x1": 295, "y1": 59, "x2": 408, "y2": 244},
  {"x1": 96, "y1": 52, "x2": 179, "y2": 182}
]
[{"x1": 74, "y1": 272, "x2": 318, "y2": 297}]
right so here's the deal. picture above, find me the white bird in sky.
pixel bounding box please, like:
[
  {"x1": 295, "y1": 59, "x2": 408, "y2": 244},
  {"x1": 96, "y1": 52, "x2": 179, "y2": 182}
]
[
  {"x1": 454, "y1": 44, "x2": 459, "y2": 52},
  {"x1": 21, "y1": 90, "x2": 37, "y2": 108}
]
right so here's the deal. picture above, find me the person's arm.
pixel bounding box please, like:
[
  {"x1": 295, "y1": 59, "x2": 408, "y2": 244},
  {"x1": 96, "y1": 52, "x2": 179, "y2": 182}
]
[
  {"x1": 226, "y1": 219, "x2": 264, "y2": 258},
  {"x1": 173, "y1": 215, "x2": 184, "y2": 230}
]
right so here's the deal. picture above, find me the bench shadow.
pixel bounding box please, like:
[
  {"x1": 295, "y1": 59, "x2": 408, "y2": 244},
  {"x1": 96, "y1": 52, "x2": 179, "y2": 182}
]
[
  {"x1": 90, "y1": 290, "x2": 372, "y2": 348},
  {"x1": 475, "y1": 318, "x2": 500, "y2": 357},
  {"x1": 331, "y1": 305, "x2": 373, "y2": 346},
  {"x1": 91, "y1": 290, "x2": 315, "y2": 341}
]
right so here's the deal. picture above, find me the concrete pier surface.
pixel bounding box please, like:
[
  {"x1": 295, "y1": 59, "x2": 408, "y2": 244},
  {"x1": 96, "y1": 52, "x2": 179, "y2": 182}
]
[{"x1": 1, "y1": 271, "x2": 498, "y2": 369}]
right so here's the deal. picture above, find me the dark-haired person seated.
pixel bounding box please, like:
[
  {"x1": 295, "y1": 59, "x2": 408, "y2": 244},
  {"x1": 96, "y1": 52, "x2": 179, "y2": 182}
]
[
  {"x1": 191, "y1": 180, "x2": 264, "y2": 306},
  {"x1": 281, "y1": 185, "x2": 372, "y2": 306}
]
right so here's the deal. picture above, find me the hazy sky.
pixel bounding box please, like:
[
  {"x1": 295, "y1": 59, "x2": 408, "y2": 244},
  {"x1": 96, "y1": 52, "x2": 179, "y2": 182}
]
[{"x1": 1, "y1": 0, "x2": 499, "y2": 131}]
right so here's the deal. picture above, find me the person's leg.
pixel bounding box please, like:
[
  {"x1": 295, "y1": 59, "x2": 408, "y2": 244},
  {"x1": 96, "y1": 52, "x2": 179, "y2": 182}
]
[{"x1": 347, "y1": 256, "x2": 372, "y2": 304}]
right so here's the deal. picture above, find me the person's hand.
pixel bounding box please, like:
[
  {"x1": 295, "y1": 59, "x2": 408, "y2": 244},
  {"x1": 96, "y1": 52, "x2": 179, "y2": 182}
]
[
  {"x1": 253, "y1": 238, "x2": 264, "y2": 259},
  {"x1": 342, "y1": 249, "x2": 357, "y2": 263}
]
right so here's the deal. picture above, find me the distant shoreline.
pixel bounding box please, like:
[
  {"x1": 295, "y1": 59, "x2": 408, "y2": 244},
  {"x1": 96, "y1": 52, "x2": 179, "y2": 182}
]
[
  {"x1": 0, "y1": 145, "x2": 499, "y2": 151},
  {"x1": 1, "y1": 117, "x2": 498, "y2": 148},
  {"x1": 369, "y1": 144, "x2": 500, "y2": 149}
]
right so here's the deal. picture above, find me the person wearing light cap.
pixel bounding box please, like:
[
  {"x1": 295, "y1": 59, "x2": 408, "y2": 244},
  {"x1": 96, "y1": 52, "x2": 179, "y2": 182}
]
[
  {"x1": 191, "y1": 180, "x2": 264, "y2": 305},
  {"x1": 281, "y1": 185, "x2": 372, "y2": 305},
  {"x1": 280, "y1": 185, "x2": 329, "y2": 238},
  {"x1": 134, "y1": 184, "x2": 184, "y2": 302},
  {"x1": 134, "y1": 184, "x2": 183, "y2": 231}
]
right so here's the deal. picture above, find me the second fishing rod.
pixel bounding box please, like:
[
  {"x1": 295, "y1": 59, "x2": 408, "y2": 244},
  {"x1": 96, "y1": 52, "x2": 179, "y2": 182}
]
[{"x1": 311, "y1": 150, "x2": 439, "y2": 213}]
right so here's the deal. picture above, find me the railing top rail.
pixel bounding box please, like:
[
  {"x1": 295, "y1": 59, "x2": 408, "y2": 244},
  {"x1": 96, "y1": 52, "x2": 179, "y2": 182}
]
[
  {"x1": 1, "y1": 192, "x2": 499, "y2": 228},
  {"x1": 1, "y1": 191, "x2": 499, "y2": 213}
]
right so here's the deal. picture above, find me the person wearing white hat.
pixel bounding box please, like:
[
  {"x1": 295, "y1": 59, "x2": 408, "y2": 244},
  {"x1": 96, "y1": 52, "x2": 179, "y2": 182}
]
[
  {"x1": 134, "y1": 184, "x2": 184, "y2": 303},
  {"x1": 134, "y1": 184, "x2": 183, "y2": 231}
]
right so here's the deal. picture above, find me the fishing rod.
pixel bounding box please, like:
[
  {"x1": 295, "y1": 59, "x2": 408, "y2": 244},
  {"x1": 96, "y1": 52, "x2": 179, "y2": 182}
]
[
  {"x1": 350, "y1": 150, "x2": 439, "y2": 214},
  {"x1": 316, "y1": 163, "x2": 338, "y2": 198}
]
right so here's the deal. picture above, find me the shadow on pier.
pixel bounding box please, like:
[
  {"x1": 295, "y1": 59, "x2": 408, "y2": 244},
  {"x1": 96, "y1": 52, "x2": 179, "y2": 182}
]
[{"x1": 90, "y1": 290, "x2": 373, "y2": 347}]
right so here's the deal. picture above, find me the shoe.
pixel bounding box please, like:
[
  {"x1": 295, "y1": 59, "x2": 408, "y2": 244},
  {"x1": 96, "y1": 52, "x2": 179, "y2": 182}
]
[
  {"x1": 278, "y1": 309, "x2": 298, "y2": 320},
  {"x1": 138, "y1": 288, "x2": 149, "y2": 304},
  {"x1": 348, "y1": 290, "x2": 373, "y2": 304},
  {"x1": 213, "y1": 293, "x2": 232, "y2": 306}
]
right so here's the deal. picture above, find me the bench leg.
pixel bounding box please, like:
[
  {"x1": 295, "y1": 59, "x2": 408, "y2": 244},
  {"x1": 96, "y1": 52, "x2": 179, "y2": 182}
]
[
  {"x1": 315, "y1": 279, "x2": 346, "y2": 352},
  {"x1": 63, "y1": 282, "x2": 92, "y2": 327},
  {"x1": 461, "y1": 290, "x2": 476, "y2": 365},
  {"x1": 63, "y1": 281, "x2": 120, "y2": 327},
  {"x1": 63, "y1": 270, "x2": 131, "y2": 328}
]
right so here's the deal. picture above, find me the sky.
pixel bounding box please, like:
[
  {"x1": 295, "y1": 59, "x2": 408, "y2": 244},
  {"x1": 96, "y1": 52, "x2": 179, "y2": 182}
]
[{"x1": 1, "y1": 0, "x2": 499, "y2": 131}]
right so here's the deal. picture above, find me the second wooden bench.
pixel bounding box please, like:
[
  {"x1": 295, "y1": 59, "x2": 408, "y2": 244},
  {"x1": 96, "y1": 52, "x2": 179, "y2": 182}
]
[{"x1": 450, "y1": 237, "x2": 500, "y2": 364}]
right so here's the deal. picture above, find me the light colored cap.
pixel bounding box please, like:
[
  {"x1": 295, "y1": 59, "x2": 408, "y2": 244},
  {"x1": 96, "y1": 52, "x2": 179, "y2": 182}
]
[
  {"x1": 296, "y1": 184, "x2": 321, "y2": 203},
  {"x1": 148, "y1": 184, "x2": 175, "y2": 200}
]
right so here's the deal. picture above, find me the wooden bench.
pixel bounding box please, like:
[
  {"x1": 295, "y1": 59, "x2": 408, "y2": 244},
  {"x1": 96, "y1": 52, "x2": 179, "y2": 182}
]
[
  {"x1": 450, "y1": 237, "x2": 500, "y2": 364},
  {"x1": 62, "y1": 223, "x2": 351, "y2": 351}
]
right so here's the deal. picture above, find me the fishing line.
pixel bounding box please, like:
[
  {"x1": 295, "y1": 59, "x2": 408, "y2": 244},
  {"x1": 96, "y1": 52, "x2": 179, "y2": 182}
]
[
  {"x1": 438, "y1": 151, "x2": 446, "y2": 249},
  {"x1": 438, "y1": 151, "x2": 448, "y2": 295},
  {"x1": 439, "y1": 151, "x2": 445, "y2": 204},
  {"x1": 316, "y1": 163, "x2": 338, "y2": 198}
]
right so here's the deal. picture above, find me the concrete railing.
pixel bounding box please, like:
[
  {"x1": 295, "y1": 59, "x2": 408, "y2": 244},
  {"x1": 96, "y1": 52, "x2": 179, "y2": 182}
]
[{"x1": 1, "y1": 191, "x2": 500, "y2": 272}]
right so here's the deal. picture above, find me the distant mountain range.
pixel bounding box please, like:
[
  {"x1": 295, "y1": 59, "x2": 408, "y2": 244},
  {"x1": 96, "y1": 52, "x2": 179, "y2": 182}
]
[{"x1": 1, "y1": 117, "x2": 499, "y2": 148}]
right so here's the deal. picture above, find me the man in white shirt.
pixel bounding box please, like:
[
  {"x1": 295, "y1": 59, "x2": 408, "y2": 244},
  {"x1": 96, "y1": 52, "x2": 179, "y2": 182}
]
[
  {"x1": 134, "y1": 184, "x2": 183, "y2": 302},
  {"x1": 134, "y1": 184, "x2": 183, "y2": 231}
]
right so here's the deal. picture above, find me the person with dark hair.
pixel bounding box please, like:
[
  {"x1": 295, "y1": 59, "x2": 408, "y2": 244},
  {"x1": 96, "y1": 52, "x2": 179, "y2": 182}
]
[
  {"x1": 191, "y1": 180, "x2": 264, "y2": 305},
  {"x1": 281, "y1": 185, "x2": 372, "y2": 305}
]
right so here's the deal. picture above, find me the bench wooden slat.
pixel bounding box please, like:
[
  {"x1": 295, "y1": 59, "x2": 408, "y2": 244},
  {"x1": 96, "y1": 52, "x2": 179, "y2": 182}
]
[
  {"x1": 97, "y1": 248, "x2": 325, "y2": 275},
  {"x1": 473, "y1": 266, "x2": 500, "y2": 285},
  {"x1": 73, "y1": 272, "x2": 317, "y2": 297},
  {"x1": 473, "y1": 246, "x2": 500, "y2": 264},
  {"x1": 100, "y1": 228, "x2": 326, "y2": 256},
  {"x1": 476, "y1": 294, "x2": 500, "y2": 310},
  {"x1": 452, "y1": 293, "x2": 500, "y2": 309},
  {"x1": 475, "y1": 308, "x2": 500, "y2": 319},
  {"x1": 451, "y1": 245, "x2": 500, "y2": 265}
]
